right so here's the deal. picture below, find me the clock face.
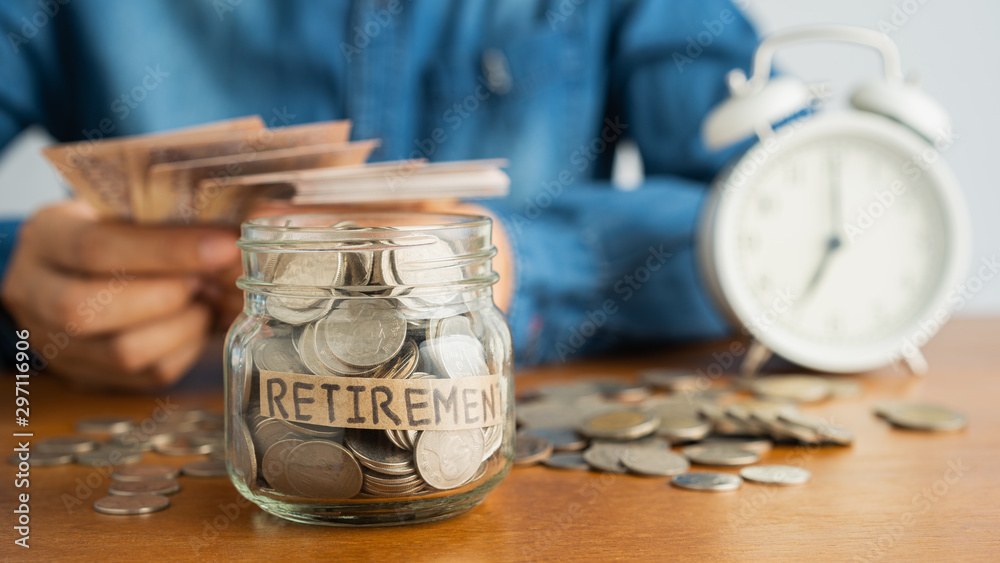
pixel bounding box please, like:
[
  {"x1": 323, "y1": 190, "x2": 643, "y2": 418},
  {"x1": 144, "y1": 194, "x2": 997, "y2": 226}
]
[{"x1": 704, "y1": 112, "x2": 970, "y2": 372}]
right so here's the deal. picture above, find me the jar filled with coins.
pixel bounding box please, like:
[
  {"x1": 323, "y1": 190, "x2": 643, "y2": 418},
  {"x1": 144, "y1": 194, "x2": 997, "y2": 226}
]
[{"x1": 224, "y1": 213, "x2": 513, "y2": 525}]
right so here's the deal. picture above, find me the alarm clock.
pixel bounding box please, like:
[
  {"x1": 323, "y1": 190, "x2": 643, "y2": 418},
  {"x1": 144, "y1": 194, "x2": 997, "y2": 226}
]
[{"x1": 697, "y1": 25, "x2": 971, "y2": 375}]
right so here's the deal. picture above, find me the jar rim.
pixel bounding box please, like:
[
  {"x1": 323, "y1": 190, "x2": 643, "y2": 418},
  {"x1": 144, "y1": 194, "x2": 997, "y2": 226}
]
[{"x1": 243, "y1": 212, "x2": 491, "y2": 233}]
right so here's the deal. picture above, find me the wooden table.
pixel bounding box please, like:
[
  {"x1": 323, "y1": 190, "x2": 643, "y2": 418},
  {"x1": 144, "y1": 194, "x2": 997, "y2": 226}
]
[{"x1": 3, "y1": 318, "x2": 999, "y2": 561}]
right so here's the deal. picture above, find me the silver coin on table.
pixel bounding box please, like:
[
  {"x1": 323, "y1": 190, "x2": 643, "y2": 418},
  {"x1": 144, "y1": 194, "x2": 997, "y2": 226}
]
[
  {"x1": 516, "y1": 401, "x2": 590, "y2": 429},
  {"x1": 638, "y1": 368, "x2": 702, "y2": 391},
  {"x1": 285, "y1": 440, "x2": 364, "y2": 499},
  {"x1": 155, "y1": 434, "x2": 215, "y2": 456},
  {"x1": 36, "y1": 435, "x2": 98, "y2": 455},
  {"x1": 622, "y1": 449, "x2": 690, "y2": 477},
  {"x1": 8, "y1": 451, "x2": 73, "y2": 467},
  {"x1": 697, "y1": 436, "x2": 773, "y2": 455},
  {"x1": 415, "y1": 429, "x2": 485, "y2": 490},
  {"x1": 671, "y1": 472, "x2": 743, "y2": 492},
  {"x1": 578, "y1": 410, "x2": 659, "y2": 440},
  {"x1": 75, "y1": 415, "x2": 135, "y2": 435},
  {"x1": 93, "y1": 494, "x2": 171, "y2": 515},
  {"x1": 112, "y1": 464, "x2": 179, "y2": 482},
  {"x1": 681, "y1": 445, "x2": 761, "y2": 466},
  {"x1": 108, "y1": 478, "x2": 180, "y2": 496},
  {"x1": 319, "y1": 299, "x2": 407, "y2": 369},
  {"x1": 778, "y1": 412, "x2": 855, "y2": 445},
  {"x1": 76, "y1": 446, "x2": 142, "y2": 467},
  {"x1": 582, "y1": 444, "x2": 632, "y2": 474},
  {"x1": 543, "y1": 452, "x2": 590, "y2": 471},
  {"x1": 514, "y1": 433, "x2": 553, "y2": 467},
  {"x1": 182, "y1": 459, "x2": 228, "y2": 477},
  {"x1": 522, "y1": 427, "x2": 587, "y2": 452},
  {"x1": 877, "y1": 402, "x2": 967, "y2": 431},
  {"x1": 740, "y1": 465, "x2": 812, "y2": 485},
  {"x1": 750, "y1": 375, "x2": 832, "y2": 403}
]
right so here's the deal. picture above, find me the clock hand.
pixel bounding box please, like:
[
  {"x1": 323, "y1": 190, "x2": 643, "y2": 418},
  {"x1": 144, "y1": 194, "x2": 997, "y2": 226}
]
[{"x1": 799, "y1": 153, "x2": 846, "y2": 304}]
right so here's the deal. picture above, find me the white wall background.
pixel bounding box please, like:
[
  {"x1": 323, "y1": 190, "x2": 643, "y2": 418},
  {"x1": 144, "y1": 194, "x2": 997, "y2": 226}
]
[{"x1": 1, "y1": 0, "x2": 997, "y2": 313}]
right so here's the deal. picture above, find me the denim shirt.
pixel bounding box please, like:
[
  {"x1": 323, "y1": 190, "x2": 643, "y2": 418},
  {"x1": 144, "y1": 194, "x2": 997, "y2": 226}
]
[{"x1": 0, "y1": 0, "x2": 758, "y2": 366}]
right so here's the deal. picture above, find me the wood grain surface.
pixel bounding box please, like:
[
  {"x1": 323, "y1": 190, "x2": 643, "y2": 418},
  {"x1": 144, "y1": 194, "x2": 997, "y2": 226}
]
[{"x1": 2, "y1": 319, "x2": 998, "y2": 562}]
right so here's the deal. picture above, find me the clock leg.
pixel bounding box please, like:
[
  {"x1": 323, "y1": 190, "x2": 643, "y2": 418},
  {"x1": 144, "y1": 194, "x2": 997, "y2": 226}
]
[
  {"x1": 740, "y1": 340, "x2": 773, "y2": 379},
  {"x1": 900, "y1": 349, "x2": 929, "y2": 376}
]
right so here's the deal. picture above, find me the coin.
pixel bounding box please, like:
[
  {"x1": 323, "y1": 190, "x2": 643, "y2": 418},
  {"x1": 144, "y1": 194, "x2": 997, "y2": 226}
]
[
  {"x1": 514, "y1": 432, "x2": 553, "y2": 467},
  {"x1": 76, "y1": 446, "x2": 142, "y2": 467},
  {"x1": 261, "y1": 439, "x2": 303, "y2": 494},
  {"x1": 639, "y1": 369, "x2": 702, "y2": 391},
  {"x1": 543, "y1": 452, "x2": 590, "y2": 471},
  {"x1": 285, "y1": 440, "x2": 364, "y2": 499},
  {"x1": 112, "y1": 465, "x2": 180, "y2": 482},
  {"x1": 582, "y1": 444, "x2": 632, "y2": 474},
  {"x1": 517, "y1": 401, "x2": 590, "y2": 429},
  {"x1": 233, "y1": 423, "x2": 258, "y2": 486},
  {"x1": 671, "y1": 472, "x2": 743, "y2": 492},
  {"x1": 182, "y1": 459, "x2": 228, "y2": 477},
  {"x1": 522, "y1": 428, "x2": 587, "y2": 452},
  {"x1": 75, "y1": 416, "x2": 135, "y2": 435},
  {"x1": 750, "y1": 375, "x2": 832, "y2": 403},
  {"x1": 155, "y1": 434, "x2": 215, "y2": 456},
  {"x1": 36, "y1": 435, "x2": 98, "y2": 455},
  {"x1": 579, "y1": 410, "x2": 659, "y2": 440},
  {"x1": 8, "y1": 451, "x2": 73, "y2": 466},
  {"x1": 428, "y1": 334, "x2": 490, "y2": 378},
  {"x1": 93, "y1": 494, "x2": 171, "y2": 515},
  {"x1": 108, "y1": 478, "x2": 180, "y2": 496},
  {"x1": 740, "y1": 465, "x2": 811, "y2": 485},
  {"x1": 622, "y1": 449, "x2": 690, "y2": 477},
  {"x1": 878, "y1": 402, "x2": 967, "y2": 431},
  {"x1": 681, "y1": 444, "x2": 760, "y2": 466},
  {"x1": 697, "y1": 436, "x2": 773, "y2": 455},
  {"x1": 319, "y1": 299, "x2": 406, "y2": 368},
  {"x1": 415, "y1": 429, "x2": 484, "y2": 490}
]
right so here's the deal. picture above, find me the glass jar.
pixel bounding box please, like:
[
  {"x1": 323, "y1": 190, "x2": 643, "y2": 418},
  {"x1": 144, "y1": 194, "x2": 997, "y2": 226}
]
[{"x1": 224, "y1": 212, "x2": 513, "y2": 526}]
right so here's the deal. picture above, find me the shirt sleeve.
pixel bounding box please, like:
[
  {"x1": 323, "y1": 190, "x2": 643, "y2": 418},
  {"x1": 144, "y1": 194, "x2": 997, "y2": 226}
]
[{"x1": 483, "y1": 0, "x2": 759, "y2": 365}]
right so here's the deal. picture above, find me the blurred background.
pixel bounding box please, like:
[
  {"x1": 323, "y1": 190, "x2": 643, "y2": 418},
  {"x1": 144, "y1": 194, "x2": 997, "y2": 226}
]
[{"x1": 1, "y1": 0, "x2": 997, "y2": 312}]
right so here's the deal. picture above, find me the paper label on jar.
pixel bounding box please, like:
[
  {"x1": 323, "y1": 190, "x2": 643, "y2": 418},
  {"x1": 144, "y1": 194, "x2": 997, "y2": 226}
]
[{"x1": 259, "y1": 370, "x2": 503, "y2": 431}]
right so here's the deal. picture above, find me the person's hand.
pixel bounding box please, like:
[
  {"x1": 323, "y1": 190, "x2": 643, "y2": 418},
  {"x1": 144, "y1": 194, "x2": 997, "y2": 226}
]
[{"x1": 0, "y1": 201, "x2": 240, "y2": 391}]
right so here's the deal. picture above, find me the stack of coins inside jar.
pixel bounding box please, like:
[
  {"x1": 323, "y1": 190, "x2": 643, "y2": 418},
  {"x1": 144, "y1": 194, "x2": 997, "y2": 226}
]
[{"x1": 226, "y1": 213, "x2": 513, "y2": 524}]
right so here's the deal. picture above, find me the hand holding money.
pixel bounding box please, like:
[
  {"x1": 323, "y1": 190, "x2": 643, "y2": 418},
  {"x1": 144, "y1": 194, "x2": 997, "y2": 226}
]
[
  {"x1": 0, "y1": 201, "x2": 240, "y2": 390},
  {"x1": 6, "y1": 117, "x2": 511, "y2": 390}
]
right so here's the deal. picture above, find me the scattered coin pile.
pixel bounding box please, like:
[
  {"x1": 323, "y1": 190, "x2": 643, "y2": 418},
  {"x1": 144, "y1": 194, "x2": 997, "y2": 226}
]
[
  {"x1": 8, "y1": 408, "x2": 231, "y2": 515},
  {"x1": 513, "y1": 370, "x2": 967, "y2": 492},
  {"x1": 236, "y1": 233, "x2": 507, "y2": 500}
]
